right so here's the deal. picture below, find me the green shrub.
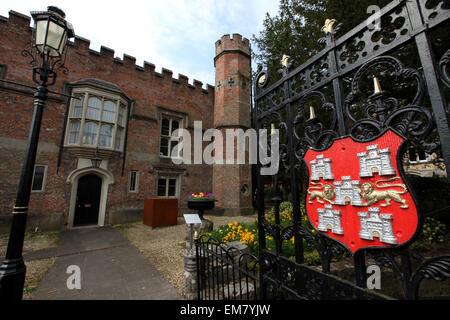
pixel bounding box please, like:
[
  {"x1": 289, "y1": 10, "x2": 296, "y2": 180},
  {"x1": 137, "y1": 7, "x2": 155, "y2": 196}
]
[
  {"x1": 304, "y1": 250, "x2": 321, "y2": 266},
  {"x1": 264, "y1": 186, "x2": 273, "y2": 198},
  {"x1": 421, "y1": 217, "x2": 447, "y2": 245},
  {"x1": 406, "y1": 175, "x2": 450, "y2": 216}
]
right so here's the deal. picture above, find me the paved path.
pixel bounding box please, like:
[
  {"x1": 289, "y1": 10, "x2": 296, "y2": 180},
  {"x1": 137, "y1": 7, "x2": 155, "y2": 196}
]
[{"x1": 26, "y1": 226, "x2": 181, "y2": 300}]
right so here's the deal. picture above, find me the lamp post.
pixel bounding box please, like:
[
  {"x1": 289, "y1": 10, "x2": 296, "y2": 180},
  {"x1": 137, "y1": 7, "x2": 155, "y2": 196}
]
[{"x1": 0, "y1": 6, "x2": 74, "y2": 300}]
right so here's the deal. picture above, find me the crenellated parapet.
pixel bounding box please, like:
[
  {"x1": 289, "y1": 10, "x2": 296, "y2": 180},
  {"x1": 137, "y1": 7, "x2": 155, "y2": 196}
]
[
  {"x1": 214, "y1": 34, "x2": 251, "y2": 64},
  {"x1": 0, "y1": 10, "x2": 214, "y2": 96},
  {"x1": 0, "y1": 10, "x2": 31, "y2": 29}
]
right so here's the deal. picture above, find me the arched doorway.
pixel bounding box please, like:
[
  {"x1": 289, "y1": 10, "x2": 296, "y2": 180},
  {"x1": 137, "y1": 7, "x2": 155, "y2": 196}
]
[{"x1": 73, "y1": 174, "x2": 102, "y2": 226}]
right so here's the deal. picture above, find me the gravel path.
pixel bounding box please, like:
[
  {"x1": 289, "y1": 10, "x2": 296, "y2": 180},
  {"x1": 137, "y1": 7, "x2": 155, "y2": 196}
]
[{"x1": 113, "y1": 214, "x2": 257, "y2": 298}]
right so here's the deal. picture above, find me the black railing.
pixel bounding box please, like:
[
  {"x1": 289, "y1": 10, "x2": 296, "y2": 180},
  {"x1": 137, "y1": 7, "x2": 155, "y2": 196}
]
[{"x1": 195, "y1": 235, "x2": 259, "y2": 300}]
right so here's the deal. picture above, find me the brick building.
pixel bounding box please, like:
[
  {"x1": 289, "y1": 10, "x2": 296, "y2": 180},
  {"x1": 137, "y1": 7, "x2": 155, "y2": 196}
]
[{"x1": 0, "y1": 10, "x2": 253, "y2": 231}]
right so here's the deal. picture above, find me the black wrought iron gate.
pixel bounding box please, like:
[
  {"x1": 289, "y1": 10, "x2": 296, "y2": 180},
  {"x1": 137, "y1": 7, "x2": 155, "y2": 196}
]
[{"x1": 253, "y1": 0, "x2": 450, "y2": 300}]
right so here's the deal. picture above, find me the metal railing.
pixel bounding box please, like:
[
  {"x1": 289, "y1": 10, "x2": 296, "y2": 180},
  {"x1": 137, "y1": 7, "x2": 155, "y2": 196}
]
[{"x1": 195, "y1": 235, "x2": 259, "y2": 300}]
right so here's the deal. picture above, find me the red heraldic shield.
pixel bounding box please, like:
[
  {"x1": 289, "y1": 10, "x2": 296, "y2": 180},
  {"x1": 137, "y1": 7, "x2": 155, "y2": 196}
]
[{"x1": 304, "y1": 130, "x2": 419, "y2": 254}]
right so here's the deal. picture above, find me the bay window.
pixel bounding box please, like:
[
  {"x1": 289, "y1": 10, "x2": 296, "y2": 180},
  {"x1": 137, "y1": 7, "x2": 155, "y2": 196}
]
[{"x1": 66, "y1": 86, "x2": 127, "y2": 152}]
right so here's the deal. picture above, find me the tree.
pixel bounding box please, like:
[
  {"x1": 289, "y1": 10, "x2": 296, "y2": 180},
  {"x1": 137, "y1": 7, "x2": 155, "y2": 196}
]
[{"x1": 252, "y1": 0, "x2": 392, "y2": 80}]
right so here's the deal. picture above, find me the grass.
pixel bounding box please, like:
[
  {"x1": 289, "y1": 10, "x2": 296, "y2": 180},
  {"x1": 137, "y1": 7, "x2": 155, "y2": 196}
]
[
  {"x1": 0, "y1": 229, "x2": 60, "y2": 300},
  {"x1": 0, "y1": 230, "x2": 59, "y2": 258},
  {"x1": 22, "y1": 258, "x2": 56, "y2": 300}
]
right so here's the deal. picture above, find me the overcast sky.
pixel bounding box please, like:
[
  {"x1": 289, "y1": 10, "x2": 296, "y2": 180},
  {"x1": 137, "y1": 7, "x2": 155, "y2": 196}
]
[{"x1": 0, "y1": 0, "x2": 280, "y2": 87}]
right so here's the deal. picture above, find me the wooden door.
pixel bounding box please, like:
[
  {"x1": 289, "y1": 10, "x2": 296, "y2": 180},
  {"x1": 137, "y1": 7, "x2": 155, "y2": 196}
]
[{"x1": 74, "y1": 174, "x2": 102, "y2": 226}]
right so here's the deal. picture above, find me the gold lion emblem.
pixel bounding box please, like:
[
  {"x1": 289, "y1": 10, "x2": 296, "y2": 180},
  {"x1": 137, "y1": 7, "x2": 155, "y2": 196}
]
[
  {"x1": 308, "y1": 182, "x2": 335, "y2": 204},
  {"x1": 359, "y1": 177, "x2": 409, "y2": 209}
]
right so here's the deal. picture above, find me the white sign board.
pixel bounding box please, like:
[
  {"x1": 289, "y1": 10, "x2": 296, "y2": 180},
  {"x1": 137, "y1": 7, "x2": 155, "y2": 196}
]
[{"x1": 183, "y1": 214, "x2": 202, "y2": 225}]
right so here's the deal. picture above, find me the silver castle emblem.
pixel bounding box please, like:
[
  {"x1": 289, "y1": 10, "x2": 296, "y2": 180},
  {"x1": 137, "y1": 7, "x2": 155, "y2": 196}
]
[
  {"x1": 310, "y1": 155, "x2": 334, "y2": 181},
  {"x1": 317, "y1": 205, "x2": 344, "y2": 235},
  {"x1": 358, "y1": 207, "x2": 397, "y2": 244},
  {"x1": 357, "y1": 144, "x2": 395, "y2": 178},
  {"x1": 333, "y1": 176, "x2": 364, "y2": 206}
]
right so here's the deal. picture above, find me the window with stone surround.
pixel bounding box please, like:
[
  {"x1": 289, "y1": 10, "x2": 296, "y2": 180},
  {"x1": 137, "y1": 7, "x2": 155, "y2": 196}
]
[
  {"x1": 157, "y1": 176, "x2": 179, "y2": 197},
  {"x1": 65, "y1": 85, "x2": 127, "y2": 153},
  {"x1": 159, "y1": 116, "x2": 182, "y2": 158},
  {"x1": 128, "y1": 170, "x2": 139, "y2": 193},
  {"x1": 408, "y1": 148, "x2": 428, "y2": 164},
  {"x1": 31, "y1": 164, "x2": 48, "y2": 192}
]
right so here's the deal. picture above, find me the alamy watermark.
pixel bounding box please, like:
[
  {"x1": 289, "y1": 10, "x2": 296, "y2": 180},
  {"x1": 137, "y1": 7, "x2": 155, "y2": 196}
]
[
  {"x1": 367, "y1": 5, "x2": 382, "y2": 31},
  {"x1": 66, "y1": 265, "x2": 81, "y2": 290},
  {"x1": 367, "y1": 265, "x2": 381, "y2": 290},
  {"x1": 169, "y1": 121, "x2": 280, "y2": 175}
]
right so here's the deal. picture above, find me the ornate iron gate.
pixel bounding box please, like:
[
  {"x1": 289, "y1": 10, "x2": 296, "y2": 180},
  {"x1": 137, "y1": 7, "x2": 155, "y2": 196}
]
[
  {"x1": 254, "y1": 0, "x2": 450, "y2": 300},
  {"x1": 195, "y1": 235, "x2": 260, "y2": 300}
]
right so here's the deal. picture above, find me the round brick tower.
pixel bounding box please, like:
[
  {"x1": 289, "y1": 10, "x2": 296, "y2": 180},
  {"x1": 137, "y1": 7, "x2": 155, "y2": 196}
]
[{"x1": 213, "y1": 34, "x2": 253, "y2": 216}]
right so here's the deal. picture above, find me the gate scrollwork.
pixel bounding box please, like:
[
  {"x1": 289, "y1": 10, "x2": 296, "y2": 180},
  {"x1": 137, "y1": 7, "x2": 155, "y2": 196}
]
[
  {"x1": 345, "y1": 56, "x2": 435, "y2": 153},
  {"x1": 253, "y1": 0, "x2": 450, "y2": 300}
]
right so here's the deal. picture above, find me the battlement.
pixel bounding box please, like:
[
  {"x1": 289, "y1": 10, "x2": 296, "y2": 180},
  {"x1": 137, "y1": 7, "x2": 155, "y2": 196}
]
[
  {"x1": 215, "y1": 33, "x2": 251, "y2": 57},
  {"x1": 0, "y1": 10, "x2": 214, "y2": 96},
  {"x1": 1, "y1": 10, "x2": 31, "y2": 28}
]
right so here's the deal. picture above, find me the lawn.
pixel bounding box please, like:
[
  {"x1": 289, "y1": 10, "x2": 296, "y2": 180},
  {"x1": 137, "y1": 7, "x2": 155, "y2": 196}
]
[{"x1": 0, "y1": 230, "x2": 59, "y2": 299}]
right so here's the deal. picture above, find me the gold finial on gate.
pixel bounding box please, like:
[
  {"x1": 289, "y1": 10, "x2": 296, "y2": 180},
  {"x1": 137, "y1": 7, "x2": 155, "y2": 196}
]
[
  {"x1": 373, "y1": 76, "x2": 383, "y2": 94},
  {"x1": 258, "y1": 74, "x2": 267, "y2": 85},
  {"x1": 322, "y1": 19, "x2": 337, "y2": 34},
  {"x1": 281, "y1": 54, "x2": 291, "y2": 68},
  {"x1": 309, "y1": 106, "x2": 316, "y2": 120}
]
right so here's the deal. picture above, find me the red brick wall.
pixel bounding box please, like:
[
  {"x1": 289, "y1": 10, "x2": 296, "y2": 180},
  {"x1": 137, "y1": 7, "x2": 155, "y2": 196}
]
[{"x1": 0, "y1": 10, "x2": 222, "y2": 228}]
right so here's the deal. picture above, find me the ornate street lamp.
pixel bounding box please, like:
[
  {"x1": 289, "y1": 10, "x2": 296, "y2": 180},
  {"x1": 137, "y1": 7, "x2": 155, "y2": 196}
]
[{"x1": 0, "y1": 6, "x2": 74, "y2": 300}]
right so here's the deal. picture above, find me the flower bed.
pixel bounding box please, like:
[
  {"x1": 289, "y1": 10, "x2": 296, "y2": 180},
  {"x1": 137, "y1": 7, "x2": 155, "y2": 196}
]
[
  {"x1": 205, "y1": 199, "x2": 450, "y2": 268},
  {"x1": 205, "y1": 201, "x2": 321, "y2": 264}
]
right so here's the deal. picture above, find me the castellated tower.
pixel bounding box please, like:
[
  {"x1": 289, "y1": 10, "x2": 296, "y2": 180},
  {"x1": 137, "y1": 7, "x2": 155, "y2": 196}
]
[{"x1": 212, "y1": 34, "x2": 253, "y2": 216}]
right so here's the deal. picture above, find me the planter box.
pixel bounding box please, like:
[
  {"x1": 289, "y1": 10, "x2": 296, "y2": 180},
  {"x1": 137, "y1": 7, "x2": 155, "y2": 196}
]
[
  {"x1": 186, "y1": 199, "x2": 215, "y2": 211},
  {"x1": 186, "y1": 199, "x2": 215, "y2": 219},
  {"x1": 143, "y1": 198, "x2": 178, "y2": 228}
]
